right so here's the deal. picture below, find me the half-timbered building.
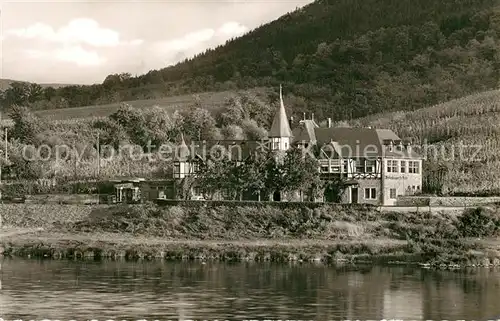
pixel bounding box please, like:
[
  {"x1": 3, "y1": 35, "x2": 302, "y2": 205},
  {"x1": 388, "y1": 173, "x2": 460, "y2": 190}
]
[
  {"x1": 293, "y1": 121, "x2": 423, "y2": 205},
  {"x1": 173, "y1": 85, "x2": 423, "y2": 205}
]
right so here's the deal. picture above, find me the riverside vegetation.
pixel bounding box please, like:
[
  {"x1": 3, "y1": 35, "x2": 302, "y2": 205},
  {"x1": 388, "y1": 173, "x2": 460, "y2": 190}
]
[{"x1": 1, "y1": 202, "x2": 500, "y2": 268}]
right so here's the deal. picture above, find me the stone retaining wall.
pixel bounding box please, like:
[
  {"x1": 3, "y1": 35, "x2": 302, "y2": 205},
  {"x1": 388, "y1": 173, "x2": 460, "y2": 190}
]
[{"x1": 397, "y1": 196, "x2": 500, "y2": 207}]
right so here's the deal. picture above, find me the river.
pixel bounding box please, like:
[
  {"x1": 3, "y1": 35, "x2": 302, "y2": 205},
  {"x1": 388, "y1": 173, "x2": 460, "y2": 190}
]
[{"x1": 1, "y1": 258, "x2": 499, "y2": 320}]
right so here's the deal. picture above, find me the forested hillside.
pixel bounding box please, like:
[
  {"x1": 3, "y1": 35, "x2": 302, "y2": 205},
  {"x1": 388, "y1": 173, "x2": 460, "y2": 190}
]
[{"x1": 1, "y1": 0, "x2": 499, "y2": 121}]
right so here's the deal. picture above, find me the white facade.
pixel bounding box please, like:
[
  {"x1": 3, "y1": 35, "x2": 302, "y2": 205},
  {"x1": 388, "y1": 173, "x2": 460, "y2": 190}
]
[
  {"x1": 270, "y1": 136, "x2": 291, "y2": 151},
  {"x1": 381, "y1": 158, "x2": 423, "y2": 206}
]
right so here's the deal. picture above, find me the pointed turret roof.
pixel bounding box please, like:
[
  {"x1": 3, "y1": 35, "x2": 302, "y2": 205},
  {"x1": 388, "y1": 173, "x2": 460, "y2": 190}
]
[
  {"x1": 269, "y1": 84, "x2": 292, "y2": 137},
  {"x1": 174, "y1": 133, "x2": 190, "y2": 161}
]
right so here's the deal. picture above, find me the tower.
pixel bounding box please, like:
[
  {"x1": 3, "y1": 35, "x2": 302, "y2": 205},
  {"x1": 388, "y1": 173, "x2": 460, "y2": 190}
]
[
  {"x1": 173, "y1": 133, "x2": 191, "y2": 179},
  {"x1": 268, "y1": 84, "x2": 292, "y2": 151}
]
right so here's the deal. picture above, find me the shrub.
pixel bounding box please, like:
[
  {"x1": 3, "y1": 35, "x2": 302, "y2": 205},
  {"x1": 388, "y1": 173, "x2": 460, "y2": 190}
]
[{"x1": 456, "y1": 207, "x2": 500, "y2": 237}]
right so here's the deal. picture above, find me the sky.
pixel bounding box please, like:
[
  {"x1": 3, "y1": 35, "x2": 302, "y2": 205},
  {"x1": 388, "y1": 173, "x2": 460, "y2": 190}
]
[{"x1": 0, "y1": 0, "x2": 314, "y2": 85}]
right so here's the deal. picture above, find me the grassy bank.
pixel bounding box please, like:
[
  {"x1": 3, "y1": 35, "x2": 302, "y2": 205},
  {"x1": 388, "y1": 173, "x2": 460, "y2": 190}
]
[{"x1": 1, "y1": 203, "x2": 500, "y2": 268}]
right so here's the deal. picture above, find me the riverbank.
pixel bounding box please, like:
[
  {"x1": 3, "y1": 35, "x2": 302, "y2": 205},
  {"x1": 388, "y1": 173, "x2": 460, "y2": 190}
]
[{"x1": 1, "y1": 203, "x2": 500, "y2": 268}]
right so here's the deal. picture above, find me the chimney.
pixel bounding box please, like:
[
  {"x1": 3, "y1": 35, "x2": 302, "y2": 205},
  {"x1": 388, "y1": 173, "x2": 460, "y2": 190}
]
[
  {"x1": 303, "y1": 112, "x2": 306, "y2": 120},
  {"x1": 327, "y1": 118, "x2": 332, "y2": 128},
  {"x1": 290, "y1": 116, "x2": 294, "y2": 126},
  {"x1": 312, "y1": 113, "x2": 314, "y2": 121}
]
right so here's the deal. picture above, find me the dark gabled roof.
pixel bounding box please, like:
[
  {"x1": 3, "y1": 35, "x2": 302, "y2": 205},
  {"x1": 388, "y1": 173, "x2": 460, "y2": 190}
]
[
  {"x1": 314, "y1": 127, "x2": 383, "y2": 158},
  {"x1": 292, "y1": 119, "x2": 318, "y2": 144},
  {"x1": 293, "y1": 125, "x2": 422, "y2": 158}
]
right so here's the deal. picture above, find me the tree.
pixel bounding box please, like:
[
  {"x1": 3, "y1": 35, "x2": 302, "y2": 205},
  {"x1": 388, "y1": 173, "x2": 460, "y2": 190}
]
[
  {"x1": 323, "y1": 177, "x2": 349, "y2": 203},
  {"x1": 3, "y1": 82, "x2": 29, "y2": 107},
  {"x1": 109, "y1": 103, "x2": 148, "y2": 146},
  {"x1": 260, "y1": 152, "x2": 285, "y2": 200},
  {"x1": 9, "y1": 105, "x2": 45, "y2": 145},
  {"x1": 92, "y1": 118, "x2": 129, "y2": 149},
  {"x1": 27, "y1": 83, "x2": 44, "y2": 103},
  {"x1": 230, "y1": 157, "x2": 266, "y2": 199},
  {"x1": 43, "y1": 87, "x2": 57, "y2": 101},
  {"x1": 218, "y1": 96, "x2": 245, "y2": 127},
  {"x1": 5, "y1": 140, "x2": 44, "y2": 179},
  {"x1": 197, "y1": 149, "x2": 270, "y2": 200},
  {"x1": 197, "y1": 157, "x2": 234, "y2": 199},
  {"x1": 279, "y1": 147, "x2": 322, "y2": 199},
  {"x1": 222, "y1": 125, "x2": 245, "y2": 140},
  {"x1": 181, "y1": 107, "x2": 217, "y2": 140},
  {"x1": 143, "y1": 106, "x2": 174, "y2": 146},
  {"x1": 241, "y1": 119, "x2": 268, "y2": 140}
]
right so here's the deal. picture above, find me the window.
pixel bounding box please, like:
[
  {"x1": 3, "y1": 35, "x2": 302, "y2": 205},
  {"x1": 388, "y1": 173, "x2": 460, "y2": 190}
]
[
  {"x1": 284, "y1": 142, "x2": 288, "y2": 149},
  {"x1": 392, "y1": 160, "x2": 399, "y2": 172},
  {"x1": 387, "y1": 160, "x2": 398, "y2": 173},
  {"x1": 356, "y1": 159, "x2": 365, "y2": 173},
  {"x1": 409, "y1": 161, "x2": 420, "y2": 174},
  {"x1": 342, "y1": 160, "x2": 348, "y2": 173},
  {"x1": 365, "y1": 160, "x2": 376, "y2": 173},
  {"x1": 390, "y1": 188, "x2": 397, "y2": 199},
  {"x1": 400, "y1": 161, "x2": 406, "y2": 173},
  {"x1": 331, "y1": 166, "x2": 340, "y2": 172},
  {"x1": 321, "y1": 166, "x2": 329, "y2": 173},
  {"x1": 364, "y1": 188, "x2": 376, "y2": 199}
]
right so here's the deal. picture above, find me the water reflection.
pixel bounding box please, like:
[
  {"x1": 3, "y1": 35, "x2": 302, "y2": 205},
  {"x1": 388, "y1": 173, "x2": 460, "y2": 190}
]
[{"x1": 1, "y1": 258, "x2": 499, "y2": 319}]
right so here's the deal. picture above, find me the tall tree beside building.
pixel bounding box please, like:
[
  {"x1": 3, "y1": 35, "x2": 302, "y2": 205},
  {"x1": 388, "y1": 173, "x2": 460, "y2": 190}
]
[{"x1": 278, "y1": 147, "x2": 322, "y2": 200}]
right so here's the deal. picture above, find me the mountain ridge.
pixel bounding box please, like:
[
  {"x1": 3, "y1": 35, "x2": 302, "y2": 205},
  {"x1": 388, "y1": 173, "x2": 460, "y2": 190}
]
[{"x1": 0, "y1": 78, "x2": 73, "y2": 91}]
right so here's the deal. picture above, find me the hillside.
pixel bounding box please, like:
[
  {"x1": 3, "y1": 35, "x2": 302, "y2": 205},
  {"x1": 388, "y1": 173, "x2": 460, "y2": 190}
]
[
  {"x1": 0, "y1": 88, "x2": 271, "y2": 127},
  {"x1": 341, "y1": 90, "x2": 500, "y2": 194},
  {"x1": 0, "y1": 79, "x2": 72, "y2": 91},
  {"x1": 1, "y1": 0, "x2": 499, "y2": 122}
]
